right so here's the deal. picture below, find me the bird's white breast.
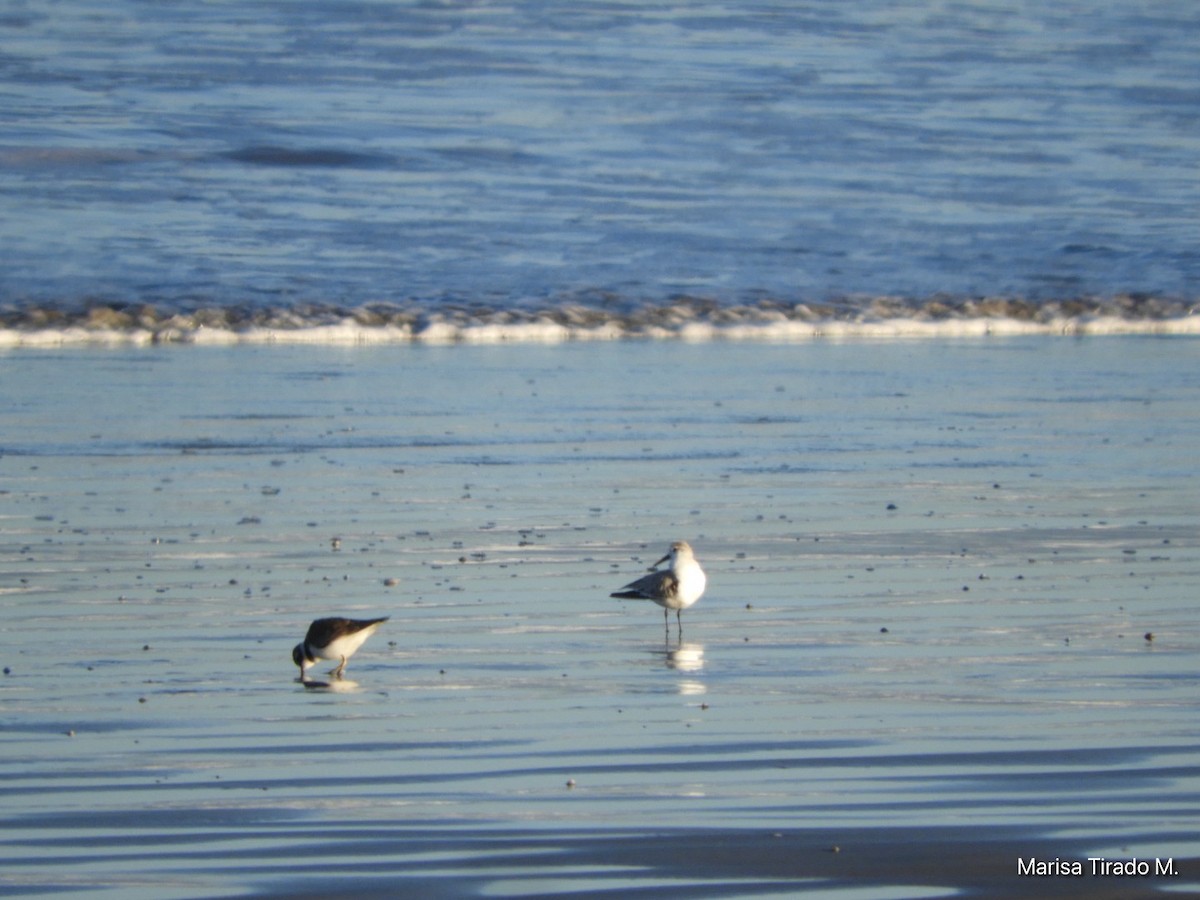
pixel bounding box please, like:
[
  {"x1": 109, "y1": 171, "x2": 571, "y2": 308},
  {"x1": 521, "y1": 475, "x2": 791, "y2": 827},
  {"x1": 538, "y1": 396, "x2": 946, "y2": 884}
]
[
  {"x1": 316, "y1": 627, "x2": 377, "y2": 660},
  {"x1": 675, "y1": 560, "x2": 706, "y2": 608}
]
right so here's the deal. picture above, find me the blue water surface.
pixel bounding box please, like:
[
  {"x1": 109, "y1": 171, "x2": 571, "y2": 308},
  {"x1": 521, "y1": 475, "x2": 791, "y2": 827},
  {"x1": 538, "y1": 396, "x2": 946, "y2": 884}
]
[{"x1": 1, "y1": 0, "x2": 1199, "y2": 313}]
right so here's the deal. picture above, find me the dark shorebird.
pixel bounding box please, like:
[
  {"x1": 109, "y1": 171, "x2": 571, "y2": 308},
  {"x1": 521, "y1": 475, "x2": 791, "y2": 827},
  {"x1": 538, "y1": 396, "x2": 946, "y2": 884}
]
[
  {"x1": 292, "y1": 616, "x2": 388, "y2": 681},
  {"x1": 610, "y1": 541, "x2": 706, "y2": 639}
]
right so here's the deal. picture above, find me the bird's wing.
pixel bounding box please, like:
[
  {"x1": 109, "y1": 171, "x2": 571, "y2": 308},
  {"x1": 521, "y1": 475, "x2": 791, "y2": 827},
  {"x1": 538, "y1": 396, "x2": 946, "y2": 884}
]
[
  {"x1": 612, "y1": 569, "x2": 678, "y2": 600},
  {"x1": 306, "y1": 617, "x2": 382, "y2": 645}
]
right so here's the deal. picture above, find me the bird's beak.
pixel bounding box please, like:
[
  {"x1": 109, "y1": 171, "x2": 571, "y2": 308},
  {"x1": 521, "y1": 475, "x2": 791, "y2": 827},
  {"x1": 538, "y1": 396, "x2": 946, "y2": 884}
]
[{"x1": 652, "y1": 553, "x2": 670, "y2": 568}]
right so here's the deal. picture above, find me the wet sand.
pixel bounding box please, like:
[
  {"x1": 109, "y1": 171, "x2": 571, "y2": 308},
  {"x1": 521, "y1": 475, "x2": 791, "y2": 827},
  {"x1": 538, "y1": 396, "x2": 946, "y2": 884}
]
[
  {"x1": 1, "y1": 338, "x2": 1198, "y2": 897},
  {"x1": 260, "y1": 826, "x2": 1195, "y2": 899}
]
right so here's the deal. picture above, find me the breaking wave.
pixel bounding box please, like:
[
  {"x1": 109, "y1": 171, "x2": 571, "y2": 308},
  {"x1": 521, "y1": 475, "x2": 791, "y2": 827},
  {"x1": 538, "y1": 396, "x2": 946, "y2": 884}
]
[{"x1": 1, "y1": 293, "x2": 1197, "y2": 347}]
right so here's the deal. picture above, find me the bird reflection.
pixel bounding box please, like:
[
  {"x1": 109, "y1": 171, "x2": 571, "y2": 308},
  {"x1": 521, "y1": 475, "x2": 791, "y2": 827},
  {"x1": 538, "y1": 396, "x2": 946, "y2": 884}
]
[
  {"x1": 665, "y1": 642, "x2": 705, "y2": 673},
  {"x1": 300, "y1": 678, "x2": 360, "y2": 692}
]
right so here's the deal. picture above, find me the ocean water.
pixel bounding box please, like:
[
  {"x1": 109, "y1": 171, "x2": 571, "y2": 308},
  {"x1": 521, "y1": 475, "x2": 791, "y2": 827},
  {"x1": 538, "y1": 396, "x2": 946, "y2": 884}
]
[
  {"x1": 2, "y1": 2, "x2": 1200, "y2": 896},
  {"x1": 1, "y1": 337, "x2": 1198, "y2": 897},
  {"x1": 1, "y1": 0, "x2": 1199, "y2": 338}
]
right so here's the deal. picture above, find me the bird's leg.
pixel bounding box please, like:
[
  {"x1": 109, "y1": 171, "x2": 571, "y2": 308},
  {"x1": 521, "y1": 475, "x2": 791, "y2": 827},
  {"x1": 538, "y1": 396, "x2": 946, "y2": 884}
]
[
  {"x1": 333, "y1": 656, "x2": 346, "y2": 680},
  {"x1": 676, "y1": 609, "x2": 683, "y2": 641},
  {"x1": 663, "y1": 607, "x2": 670, "y2": 641}
]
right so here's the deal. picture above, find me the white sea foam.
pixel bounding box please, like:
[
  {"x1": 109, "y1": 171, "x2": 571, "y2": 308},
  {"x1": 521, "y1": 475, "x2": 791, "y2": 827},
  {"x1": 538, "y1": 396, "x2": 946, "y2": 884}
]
[{"x1": 2, "y1": 310, "x2": 1197, "y2": 347}]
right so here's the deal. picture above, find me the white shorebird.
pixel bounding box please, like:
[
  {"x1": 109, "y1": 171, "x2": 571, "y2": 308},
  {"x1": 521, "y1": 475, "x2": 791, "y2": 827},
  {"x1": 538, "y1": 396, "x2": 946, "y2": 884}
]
[
  {"x1": 610, "y1": 541, "x2": 706, "y2": 639},
  {"x1": 292, "y1": 616, "x2": 388, "y2": 681}
]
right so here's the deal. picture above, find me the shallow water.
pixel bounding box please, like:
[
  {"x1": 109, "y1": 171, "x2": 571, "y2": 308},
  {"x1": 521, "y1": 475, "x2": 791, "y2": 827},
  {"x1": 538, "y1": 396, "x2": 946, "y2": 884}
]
[{"x1": 1, "y1": 336, "x2": 1198, "y2": 897}]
